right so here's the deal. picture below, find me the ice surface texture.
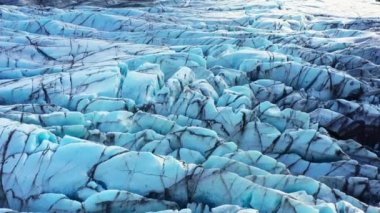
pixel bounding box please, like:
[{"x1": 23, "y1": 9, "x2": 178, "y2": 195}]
[{"x1": 0, "y1": 0, "x2": 379, "y2": 212}]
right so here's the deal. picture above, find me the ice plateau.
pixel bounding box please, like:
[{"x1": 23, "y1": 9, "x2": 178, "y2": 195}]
[{"x1": 0, "y1": 0, "x2": 379, "y2": 212}]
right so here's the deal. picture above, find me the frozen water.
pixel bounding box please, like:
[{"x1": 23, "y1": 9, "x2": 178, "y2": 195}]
[{"x1": 0, "y1": 0, "x2": 379, "y2": 212}]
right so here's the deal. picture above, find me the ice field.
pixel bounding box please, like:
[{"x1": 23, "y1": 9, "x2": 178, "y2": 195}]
[{"x1": 0, "y1": 0, "x2": 379, "y2": 212}]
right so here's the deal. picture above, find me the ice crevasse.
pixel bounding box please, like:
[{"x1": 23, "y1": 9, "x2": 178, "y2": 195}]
[{"x1": 0, "y1": 0, "x2": 379, "y2": 212}]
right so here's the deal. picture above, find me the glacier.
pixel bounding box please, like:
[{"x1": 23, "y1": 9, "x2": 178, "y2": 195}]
[{"x1": 0, "y1": 0, "x2": 379, "y2": 212}]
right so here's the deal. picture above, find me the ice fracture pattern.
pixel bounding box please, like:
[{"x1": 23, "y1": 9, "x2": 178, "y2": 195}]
[{"x1": 0, "y1": 0, "x2": 379, "y2": 212}]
